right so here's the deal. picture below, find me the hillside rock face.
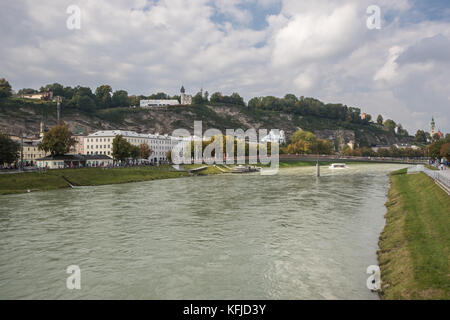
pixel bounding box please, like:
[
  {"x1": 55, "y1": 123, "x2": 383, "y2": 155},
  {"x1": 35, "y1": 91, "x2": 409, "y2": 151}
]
[
  {"x1": 0, "y1": 101, "x2": 412, "y2": 147},
  {"x1": 314, "y1": 129, "x2": 356, "y2": 149}
]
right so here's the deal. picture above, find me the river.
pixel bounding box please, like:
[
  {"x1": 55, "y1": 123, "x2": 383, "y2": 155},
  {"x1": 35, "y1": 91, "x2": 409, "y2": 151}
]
[{"x1": 0, "y1": 164, "x2": 405, "y2": 299}]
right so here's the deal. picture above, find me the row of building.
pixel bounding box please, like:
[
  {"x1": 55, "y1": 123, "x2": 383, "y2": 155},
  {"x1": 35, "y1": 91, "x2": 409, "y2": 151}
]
[{"x1": 12, "y1": 127, "x2": 182, "y2": 168}]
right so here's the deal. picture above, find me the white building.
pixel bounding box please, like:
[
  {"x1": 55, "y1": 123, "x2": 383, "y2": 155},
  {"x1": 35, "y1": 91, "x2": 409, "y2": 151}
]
[
  {"x1": 140, "y1": 99, "x2": 180, "y2": 108},
  {"x1": 148, "y1": 133, "x2": 183, "y2": 163},
  {"x1": 180, "y1": 86, "x2": 192, "y2": 105},
  {"x1": 84, "y1": 130, "x2": 149, "y2": 157},
  {"x1": 85, "y1": 130, "x2": 183, "y2": 163}
]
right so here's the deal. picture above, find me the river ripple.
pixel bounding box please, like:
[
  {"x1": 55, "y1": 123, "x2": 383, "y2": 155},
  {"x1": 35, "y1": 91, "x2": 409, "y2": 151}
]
[{"x1": 0, "y1": 164, "x2": 405, "y2": 299}]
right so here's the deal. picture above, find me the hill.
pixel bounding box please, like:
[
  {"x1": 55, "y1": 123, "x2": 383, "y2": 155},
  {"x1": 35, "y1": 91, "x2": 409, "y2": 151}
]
[{"x1": 0, "y1": 97, "x2": 412, "y2": 149}]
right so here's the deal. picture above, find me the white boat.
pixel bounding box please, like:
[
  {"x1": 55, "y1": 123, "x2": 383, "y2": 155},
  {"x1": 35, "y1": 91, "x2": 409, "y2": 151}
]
[{"x1": 329, "y1": 163, "x2": 348, "y2": 169}]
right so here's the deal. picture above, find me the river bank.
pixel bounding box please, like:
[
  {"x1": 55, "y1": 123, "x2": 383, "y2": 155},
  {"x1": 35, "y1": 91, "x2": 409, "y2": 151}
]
[
  {"x1": 0, "y1": 161, "x2": 352, "y2": 195},
  {"x1": 378, "y1": 169, "x2": 449, "y2": 300}
]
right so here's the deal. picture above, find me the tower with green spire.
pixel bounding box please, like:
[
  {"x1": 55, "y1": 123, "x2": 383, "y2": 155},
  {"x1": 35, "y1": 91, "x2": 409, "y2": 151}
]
[{"x1": 430, "y1": 117, "x2": 436, "y2": 136}]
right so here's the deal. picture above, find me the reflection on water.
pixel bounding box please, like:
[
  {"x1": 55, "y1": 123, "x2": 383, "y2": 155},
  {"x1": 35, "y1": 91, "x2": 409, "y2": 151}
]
[{"x1": 0, "y1": 164, "x2": 405, "y2": 299}]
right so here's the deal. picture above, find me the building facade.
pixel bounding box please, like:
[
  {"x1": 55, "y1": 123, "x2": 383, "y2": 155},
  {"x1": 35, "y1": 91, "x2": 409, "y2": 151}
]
[
  {"x1": 84, "y1": 130, "x2": 149, "y2": 157},
  {"x1": 140, "y1": 100, "x2": 180, "y2": 108},
  {"x1": 9, "y1": 137, "x2": 47, "y2": 166},
  {"x1": 70, "y1": 135, "x2": 86, "y2": 155},
  {"x1": 85, "y1": 130, "x2": 183, "y2": 163},
  {"x1": 180, "y1": 86, "x2": 192, "y2": 105}
]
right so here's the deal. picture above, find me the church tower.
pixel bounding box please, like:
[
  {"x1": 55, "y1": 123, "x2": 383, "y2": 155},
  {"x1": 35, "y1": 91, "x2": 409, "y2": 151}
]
[
  {"x1": 180, "y1": 85, "x2": 186, "y2": 104},
  {"x1": 180, "y1": 85, "x2": 192, "y2": 105},
  {"x1": 430, "y1": 117, "x2": 436, "y2": 136}
]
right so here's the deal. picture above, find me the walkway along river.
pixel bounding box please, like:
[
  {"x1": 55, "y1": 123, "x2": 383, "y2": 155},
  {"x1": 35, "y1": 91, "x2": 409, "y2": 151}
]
[{"x1": 0, "y1": 164, "x2": 405, "y2": 299}]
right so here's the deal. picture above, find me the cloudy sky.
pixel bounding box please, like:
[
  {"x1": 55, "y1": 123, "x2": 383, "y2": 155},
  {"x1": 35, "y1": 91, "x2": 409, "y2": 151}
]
[{"x1": 1, "y1": 0, "x2": 449, "y2": 134}]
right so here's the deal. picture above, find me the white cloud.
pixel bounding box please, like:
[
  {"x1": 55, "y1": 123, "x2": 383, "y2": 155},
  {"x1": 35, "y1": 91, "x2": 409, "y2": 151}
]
[{"x1": 0, "y1": 0, "x2": 449, "y2": 134}]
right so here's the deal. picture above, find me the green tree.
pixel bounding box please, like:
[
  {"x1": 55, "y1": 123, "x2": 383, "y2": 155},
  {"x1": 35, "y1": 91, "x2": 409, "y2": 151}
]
[
  {"x1": 38, "y1": 122, "x2": 75, "y2": 156},
  {"x1": 0, "y1": 133, "x2": 20, "y2": 164},
  {"x1": 130, "y1": 145, "x2": 140, "y2": 161},
  {"x1": 138, "y1": 143, "x2": 151, "y2": 159},
  {"x1": 95, "y1": 85, "x2": 112, "y2": 108},
  {"x1": 112, "y1": 135, "x2": 132, "y2": 162},
  {"x1": 210, "y1": 92, "x2": 222, "y2": 103},
  {"x1": 41, "y1": 83, "x2": 64, "y2": 96},
  {"x1": 192, "y1": 92, "x2": 205, "y2": 105},
  {"x1": 18, "y1": 88, "x2": 38, "y2": 95},
  {"x1": 414, "y1": 130, "x2": 427, "y2": 144},
  {"x1": 76, "y1": 95, "x2": 96, "y2": 111},
  {"x1": 427, "y1": 137, "x2": 449, "y2": 160},
  {"x1": 0, "y1": 78, "x2": 12, "y2": 98},
  {"x1": 377, "y1": 115, "x2": 383, "y2": 125},
  {"x1": 432, "y1": 133, "x2": 441, "y2": 142},
  {"x1": 396, "y1": 123, "x2": 409, "y2": 136},
  {"x1": 384, "y1": 119, "x2": 396, "y2": 132},
  {"x1": 111, "y1": 90, "x2": 129, "y2": 107},
  {"x1": 287, "y1": 129, "x2": 333, "y2": 154}
]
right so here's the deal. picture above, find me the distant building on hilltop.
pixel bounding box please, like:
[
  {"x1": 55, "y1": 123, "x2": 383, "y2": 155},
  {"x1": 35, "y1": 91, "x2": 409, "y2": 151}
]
[
  {"x1": 180, "y1": 86, "x2": 192, "y2": 105},
  {"x1": 140, "y1": 99, "x2": 180, "y2": 108}
]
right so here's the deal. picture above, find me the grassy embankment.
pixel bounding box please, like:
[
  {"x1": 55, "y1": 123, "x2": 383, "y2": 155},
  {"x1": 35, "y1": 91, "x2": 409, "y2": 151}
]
[
  {"x1": 378, "y1": 168, "x2": 449, "y2": 299},
  {"x1": 0, "y1": 166, "x2": 189, "y2": 195},
  {"x1": 0, "y1": 160, "x2": 373, "y2": 195}
]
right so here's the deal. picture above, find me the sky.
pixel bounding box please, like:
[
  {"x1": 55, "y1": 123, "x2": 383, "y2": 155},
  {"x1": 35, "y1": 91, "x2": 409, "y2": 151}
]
[{"x1": 1, "y1": 0, "x2": 449, "y2": 134}]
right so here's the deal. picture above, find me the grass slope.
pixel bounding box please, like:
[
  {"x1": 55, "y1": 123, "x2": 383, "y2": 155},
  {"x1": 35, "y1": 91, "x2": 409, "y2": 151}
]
[
  {"x1": 0, "y1": 166, "x2": 188, "y2": 195},
  {"x1": 378, "y1": 170, "x2": 450, "y2": 300}
]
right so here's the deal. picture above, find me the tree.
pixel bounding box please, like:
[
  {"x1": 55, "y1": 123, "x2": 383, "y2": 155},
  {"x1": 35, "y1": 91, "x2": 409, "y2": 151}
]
[
  {"x1": 384, "y1": 119, "x2": 396, "y2": 132},
  {"x1": 41, "y1": 83, "x2": 64, "y2": 96},
  {"x1": 111, "y1": 90, "x2": 129, "y2": 107},
  {"x1": 166, "y1": 150, "x2": 172, "y2": 163},
  {"x1": 38, "y1": 122, "x2": 75, "y2": 156},
  {"x1": 377, "y1": 115, "x2": 383, "y2": 125},
  {"x1": 0, "y1": 78, "x2": 12, "y2": 98},
  {"x1": 210, "y1": 92, "x2": 222, "y2": 103},
  {"x1": 0, "y1": 133, "x2": 20, "y2": 165},
  {"x1": 130, "y1": 145, "x2": 140, "y2": 161},
  {"x1": 112, "y1": 135, "x2": 132, "y2": 162},
  {"x1": 18, "y1": 88, "x2": 38, "y2": 95},
  {"x1": 427, "y1": 138, "x2": 449, "y2": 160},
  {"x1": 139, "y1": 143, "x2": 151, "y2": 159},
  {"x1": 432, "y1": 133, "x2": 441, "y2": 142},
  {"x1": 287, "y1": 129, "x2": 333, "y2": 154},
  {"x1": 396, "y1": 123, "x2": 409, "y2": 136},
  {"x1": 192, "y1": 92, "x2": 205, "y2": 105},
  {"x1": 95, "y1": 85, "x2": 112, "y2": 108},
  {"x1": 414, "y1": 130, "x2": 427, "y2": 144},
  {"x1": 76, "y1": 95, "x2": 96, "y2": 111},
  {"x1": 440, "y1": 143, "x2": 450, "y2": 159}
]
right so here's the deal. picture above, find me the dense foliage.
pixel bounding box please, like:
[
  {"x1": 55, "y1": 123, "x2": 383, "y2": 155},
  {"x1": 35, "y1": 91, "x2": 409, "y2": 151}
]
[
  {"x1": 342, "y1": 145, "x2": 424, "y2": 158},
  {"x1": 426, "y1": 136, "x2": 450, "y2": 160},
  {"x1": 284, "y1": 130, "x2": 333, "y2": 155},
  {"x1": 0, "y1": 132, "x2": 20, "y2": 164},
  {"x1": 0, "y1": 78, "x2": 12, "y2": 98},
  {"x1": 38, "y1": 122, "x2": 76, "y2": 156}
]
